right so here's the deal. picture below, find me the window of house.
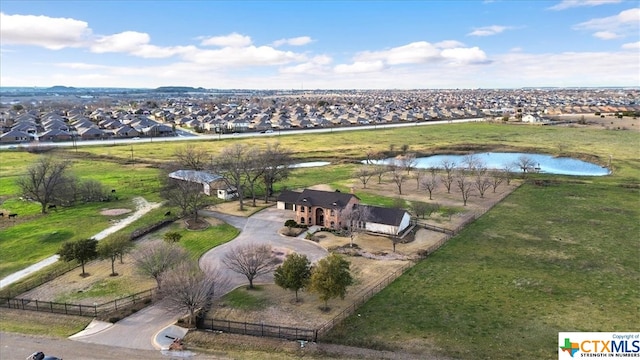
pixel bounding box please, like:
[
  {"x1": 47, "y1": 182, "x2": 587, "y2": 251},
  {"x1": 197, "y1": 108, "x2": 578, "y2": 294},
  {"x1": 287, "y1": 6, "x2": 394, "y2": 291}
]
[
  {"x1": 330, "y1": 209, "x2": 335, "y2": 216},
  {"x1": 300, "y1": 217, "x2": 305, "y2": 224},
  {"x1": 301, "y1": 206, "x2": 305, "y2": 213}
]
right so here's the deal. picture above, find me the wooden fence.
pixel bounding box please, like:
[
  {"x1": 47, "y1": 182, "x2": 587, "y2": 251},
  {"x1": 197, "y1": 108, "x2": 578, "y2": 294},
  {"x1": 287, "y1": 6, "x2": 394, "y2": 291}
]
[
  {"x1": 315, "y1": 261, "x2": 413, "y2": 338},
  {"x1": 0, "y1": 288, "x2": 156, "y2": 318}
]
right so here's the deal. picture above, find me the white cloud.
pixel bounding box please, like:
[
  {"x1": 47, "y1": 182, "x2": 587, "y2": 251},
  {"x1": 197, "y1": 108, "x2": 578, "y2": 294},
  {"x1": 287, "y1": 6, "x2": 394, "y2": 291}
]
[
  {"x1": 0, "y1": 13, "x2": 91, "y2": 50},
  {"x1": 354, "y1": 42, "x2": 441, "y2": 65},
  {"x1": 280, "y1": 55, "x2": 332, "y2": 74},
  {"x1": 593, "y1": 31, "x2": 621, "y2": 39},
  {"x1": 186, "y1": 45, "x2": 305, "y2": 67},
  {"x1": 434, "y1": 40, "x2": 466, "y2": 49},
  {"x1": 334, "y1": 61, "x2": 385, "y2": 74},
  {"x1": 622, "y1": 41, "x2": 640, "y2": 49},
  {"x1": 468, "y1": 25, "x2": 510, "y2": 37},
  {"x1": 345, "y1": 41, "x2": 489, "y2": 70},
  {"x1": 91, "y1": 31, "x2": 150, "y2": 53},
  {"x1": 441, "y1": 47, "x2": 490, "y2": 64},
  {"x1": 56, "y1": 62, "x2": 109, "y2": 70},
  {"x1": 548, "y1": 0, "x2": 622, "y2": 11},
  {"x1": 574, "y1": 8, "x2": 640, "y2": 39},
  {"x1": 272, "y1": 36, "x2": 313, "y2": 47},
  {"x1": 200, "y1": 33, "x2": 252, "y2": 47}
]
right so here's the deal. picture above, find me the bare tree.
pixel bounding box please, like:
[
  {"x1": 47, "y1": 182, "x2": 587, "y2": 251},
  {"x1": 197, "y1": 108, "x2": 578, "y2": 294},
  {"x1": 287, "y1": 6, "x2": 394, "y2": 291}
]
[
  {"x1": 17, "y1": 157, "x2": 72, "y2": 213},
  {"x1": 516, "y1": 156, "x2": 536, "y2": 177},
  {"x1": 455, "y1": 171, "x2": 475, "y2": 206},
  {"x1": 474, "y1": 175, "x2": 492, "y2": 198},
  {"x1": 374, "y1": 162, "x2": 387, "y2": 184},
  {"x1": 420, "y1": 168, "x2": 439, "y2": 200},
  {"x1": 260, "y1": 143, "x2": 293, "y2": 202},
  {"x1": 390, "y1": 162, "x2": 407, "y2": 195},
  {"x1": 440, "y1": 158, "x2": 456, "y2": 193},
  {"x1": 341, "y1": 204, "x2": 371, "y2": 248},
  {"x1": 222, "y1": 243, "x2": 277, "y2": 289},
  {"x1": 354, "y1": 166, "x2": 374, "y2": 189},
  {"x1": 173, "y1": 145, "x2": 210, "y2": 171},
  {"x1": 160, "y1": 261, "x2": 229, "y2": 327},
  {"x1": 461, "y1": 153, "x2": 481, "y2": 172},
  {"x1": 131, "y1": 240, "x2": 190, "y2": 290},
  {"x1": 242, "y1": 146, "x2": 265, "y2": 207},
  {"x1": 162, "y1": 175, "x2": 209, "y2": 223},
  {"x1": 399, "y1": 153, "x2": 417, "y2": 175},
  {"x1": 502, "y1": 163, "x2": 516, "y2": 185},
  {"x1": 489, "y1": 170, "x2": 504, "y2": 192},
  {"x1": 214, "y1": 144, "x2": 250, "y2": 211}
]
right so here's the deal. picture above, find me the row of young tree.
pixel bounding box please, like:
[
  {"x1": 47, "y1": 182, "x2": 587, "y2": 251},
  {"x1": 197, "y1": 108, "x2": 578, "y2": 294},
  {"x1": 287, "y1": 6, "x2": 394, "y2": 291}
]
[
  {"x1": 356, "y1": 153, "x2": 537, "y2": 206},
  {"x1": 17, "y1": 157, "x2": 114, "y2": 214},
  {"x1": 57, "y1": 236, "x2": 354, "y2": 324},
  {"x1": 163, "y1": 143, "x2": 293, "y2": 221}
]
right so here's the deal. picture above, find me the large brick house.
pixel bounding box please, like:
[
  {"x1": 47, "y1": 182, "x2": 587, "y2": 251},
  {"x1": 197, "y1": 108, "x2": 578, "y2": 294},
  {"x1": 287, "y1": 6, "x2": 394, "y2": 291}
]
[{"x1": 277, "y1": 188, "x2": 411, "y2": 236}]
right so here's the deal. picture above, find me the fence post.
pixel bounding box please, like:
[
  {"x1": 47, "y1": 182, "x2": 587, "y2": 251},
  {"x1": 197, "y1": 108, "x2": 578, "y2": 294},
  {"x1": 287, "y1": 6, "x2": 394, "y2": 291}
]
[{"x1": 35, "y1": 300, "x2": 39, "y2": 311}]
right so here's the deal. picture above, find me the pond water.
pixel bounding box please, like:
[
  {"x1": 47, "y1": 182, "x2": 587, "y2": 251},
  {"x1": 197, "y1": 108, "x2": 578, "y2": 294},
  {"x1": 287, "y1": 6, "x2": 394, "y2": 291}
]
[
  {"x1": 369, "y1": 153, "x2": 610, "y2": 176},
  {"x1": 291, "y1": 161, "x2": 331, "y2": 168}
]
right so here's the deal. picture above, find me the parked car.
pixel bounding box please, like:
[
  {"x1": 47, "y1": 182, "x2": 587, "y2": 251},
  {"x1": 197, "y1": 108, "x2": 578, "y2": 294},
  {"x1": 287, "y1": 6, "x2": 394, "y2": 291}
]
[{"x1": 26, "y1": 352, "x2": 62, "y2": 360}]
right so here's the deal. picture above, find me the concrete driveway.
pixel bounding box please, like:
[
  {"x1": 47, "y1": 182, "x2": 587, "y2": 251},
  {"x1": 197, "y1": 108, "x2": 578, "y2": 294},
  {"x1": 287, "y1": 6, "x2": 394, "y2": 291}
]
[
  {"x1": 71, "y1": 206, "x2": 328, "y2": 351},
  {"x1": 200, "y1": 207, "x2": 329, "y2": 293}
]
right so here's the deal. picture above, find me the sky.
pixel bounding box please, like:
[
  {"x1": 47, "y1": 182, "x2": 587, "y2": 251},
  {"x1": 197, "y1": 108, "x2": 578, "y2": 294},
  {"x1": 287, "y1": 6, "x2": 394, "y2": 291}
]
[{"x1": 0, "y1": 0, "x2": 639, "y2": 89}]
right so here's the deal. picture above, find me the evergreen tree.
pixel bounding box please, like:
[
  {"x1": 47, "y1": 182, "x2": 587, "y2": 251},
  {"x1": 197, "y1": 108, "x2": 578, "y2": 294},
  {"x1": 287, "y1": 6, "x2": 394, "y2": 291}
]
[{"x1": 274, "y1": 253, "x2": 311, "y2": 302}]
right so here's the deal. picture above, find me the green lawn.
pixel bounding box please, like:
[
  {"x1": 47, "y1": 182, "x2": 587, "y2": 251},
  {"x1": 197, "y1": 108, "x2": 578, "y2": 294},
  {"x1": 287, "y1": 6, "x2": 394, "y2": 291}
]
[
  {"x1": 171, "y1": 223, "x2": 240, "y2": 259},
  {"x1": 323, "y1": 181, "x2": 640, "y2": 359},
  {"x1": 0, "y1": 198, "x2": 140, "y2": 278}
]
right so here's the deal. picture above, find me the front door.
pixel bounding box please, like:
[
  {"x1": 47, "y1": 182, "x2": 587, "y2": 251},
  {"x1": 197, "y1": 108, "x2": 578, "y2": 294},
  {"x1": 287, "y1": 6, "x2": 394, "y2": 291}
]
[{"x1": 315, "y1": 208, "x2": 324, "y2": 226}]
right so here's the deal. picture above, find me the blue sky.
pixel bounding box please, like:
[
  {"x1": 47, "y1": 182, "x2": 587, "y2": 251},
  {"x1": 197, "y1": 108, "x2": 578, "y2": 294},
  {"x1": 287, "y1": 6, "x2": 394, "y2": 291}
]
[{"x1": 1, "y1": 0, "x2": 638, "y2": 89}]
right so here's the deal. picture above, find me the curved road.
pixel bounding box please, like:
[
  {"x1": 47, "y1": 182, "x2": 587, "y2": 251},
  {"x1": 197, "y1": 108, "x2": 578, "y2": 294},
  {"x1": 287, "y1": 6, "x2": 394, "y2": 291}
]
[
  {"x1": 199, "y1": 207, "x2": 328, "y2": 293},
  {"x1": 71, "y1": 207, "x2": 328, "y2": 352}
]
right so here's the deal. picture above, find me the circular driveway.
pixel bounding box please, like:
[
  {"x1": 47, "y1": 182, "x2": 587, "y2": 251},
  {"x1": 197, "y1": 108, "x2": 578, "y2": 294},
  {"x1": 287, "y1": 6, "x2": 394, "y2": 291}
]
[
  {"x1": 200, "y1": 207, "x2": 329, "y2": 293},
  {"x1": 72, "y1": 206, "x2": 327, "y2": 351}
]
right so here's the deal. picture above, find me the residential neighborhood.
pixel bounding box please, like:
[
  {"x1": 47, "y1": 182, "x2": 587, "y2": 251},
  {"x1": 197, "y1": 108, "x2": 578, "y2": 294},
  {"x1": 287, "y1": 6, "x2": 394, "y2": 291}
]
[{"x1": 1, "y1": 87, "x2": 638, "y2": 144}]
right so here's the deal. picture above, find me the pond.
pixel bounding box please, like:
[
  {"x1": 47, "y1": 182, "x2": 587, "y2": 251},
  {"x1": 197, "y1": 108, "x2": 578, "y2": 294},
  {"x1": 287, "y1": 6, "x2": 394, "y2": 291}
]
[
  {"x1": 368, "y1": 153, "x2": 610, "y2": 176},
  {"x1": 291, "y1": 161, "x2": 331, "y2": 168}
]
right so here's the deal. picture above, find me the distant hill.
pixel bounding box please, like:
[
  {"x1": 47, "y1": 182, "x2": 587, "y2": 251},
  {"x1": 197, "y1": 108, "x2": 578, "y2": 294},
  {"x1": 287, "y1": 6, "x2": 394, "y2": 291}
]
[
  {"x1": 155, "y1": 86, "x2": 207, "y2": 93},
  {"x1": 46, "y1": 85, "x2": 77, "y2": 92}
]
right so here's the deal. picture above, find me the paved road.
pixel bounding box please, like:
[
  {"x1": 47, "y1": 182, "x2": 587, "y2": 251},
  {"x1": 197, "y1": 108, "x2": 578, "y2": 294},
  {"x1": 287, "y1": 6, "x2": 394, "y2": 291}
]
[
  {"x1": 200, "y1": 207, "x2": 328, "y2": 293},
  {"x1": 70, "y1": 207, "x2": 328, "y2": 352},
  {"x1": 1, "y1": 331, "x2": 223, "y2": 360}
]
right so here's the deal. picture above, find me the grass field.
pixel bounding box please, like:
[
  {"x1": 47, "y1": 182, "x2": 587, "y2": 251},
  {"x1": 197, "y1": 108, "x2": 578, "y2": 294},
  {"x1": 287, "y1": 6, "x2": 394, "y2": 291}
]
[
  {"x1": 323, "y1": 181, "x2": 640, "y2": 359},
  {"x1": 0, "y1": 122, "x2": 638, "y2": 359}
]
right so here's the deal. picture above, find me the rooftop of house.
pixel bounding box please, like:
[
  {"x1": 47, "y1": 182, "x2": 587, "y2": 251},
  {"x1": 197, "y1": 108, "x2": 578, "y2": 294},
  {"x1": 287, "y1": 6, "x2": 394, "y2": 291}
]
[{"x1": 279, "y1": 189, "x2": 359, "y2": 209}]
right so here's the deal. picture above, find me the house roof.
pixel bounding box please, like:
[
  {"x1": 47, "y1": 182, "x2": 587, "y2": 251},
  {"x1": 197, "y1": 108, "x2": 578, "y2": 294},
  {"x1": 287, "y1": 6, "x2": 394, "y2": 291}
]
[
  {"x1": 279, "y1": 189, "x2": 358, "y2": 210},
  {"x1": 168, "y1": 170, "x2": 225, "y2": 185},
  {"x1": 360, "y1": 205, "x2": 409, "y2": 227}
]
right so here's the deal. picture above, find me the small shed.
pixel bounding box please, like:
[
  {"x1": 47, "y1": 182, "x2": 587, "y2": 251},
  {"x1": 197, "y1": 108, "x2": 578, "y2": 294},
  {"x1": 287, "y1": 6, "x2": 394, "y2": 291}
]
[{"x1": 168, "y1": 170, "x2": 237, "y2": 200}]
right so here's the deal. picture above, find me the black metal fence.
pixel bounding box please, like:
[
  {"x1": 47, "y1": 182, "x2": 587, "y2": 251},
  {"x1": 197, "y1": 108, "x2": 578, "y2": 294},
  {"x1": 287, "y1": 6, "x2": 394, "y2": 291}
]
[
  {"x1": 0, "y1": 288, "x2": 156, "y2": 318},
  {"x1": 199, "y1": 318, "x2": 318, "y2": 342}
]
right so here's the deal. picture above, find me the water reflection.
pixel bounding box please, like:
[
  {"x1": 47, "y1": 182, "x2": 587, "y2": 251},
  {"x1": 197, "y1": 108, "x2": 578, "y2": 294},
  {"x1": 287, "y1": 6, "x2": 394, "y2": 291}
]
[{"x1": 368, "y1": 153, "x2": 610, "y2": 176}]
